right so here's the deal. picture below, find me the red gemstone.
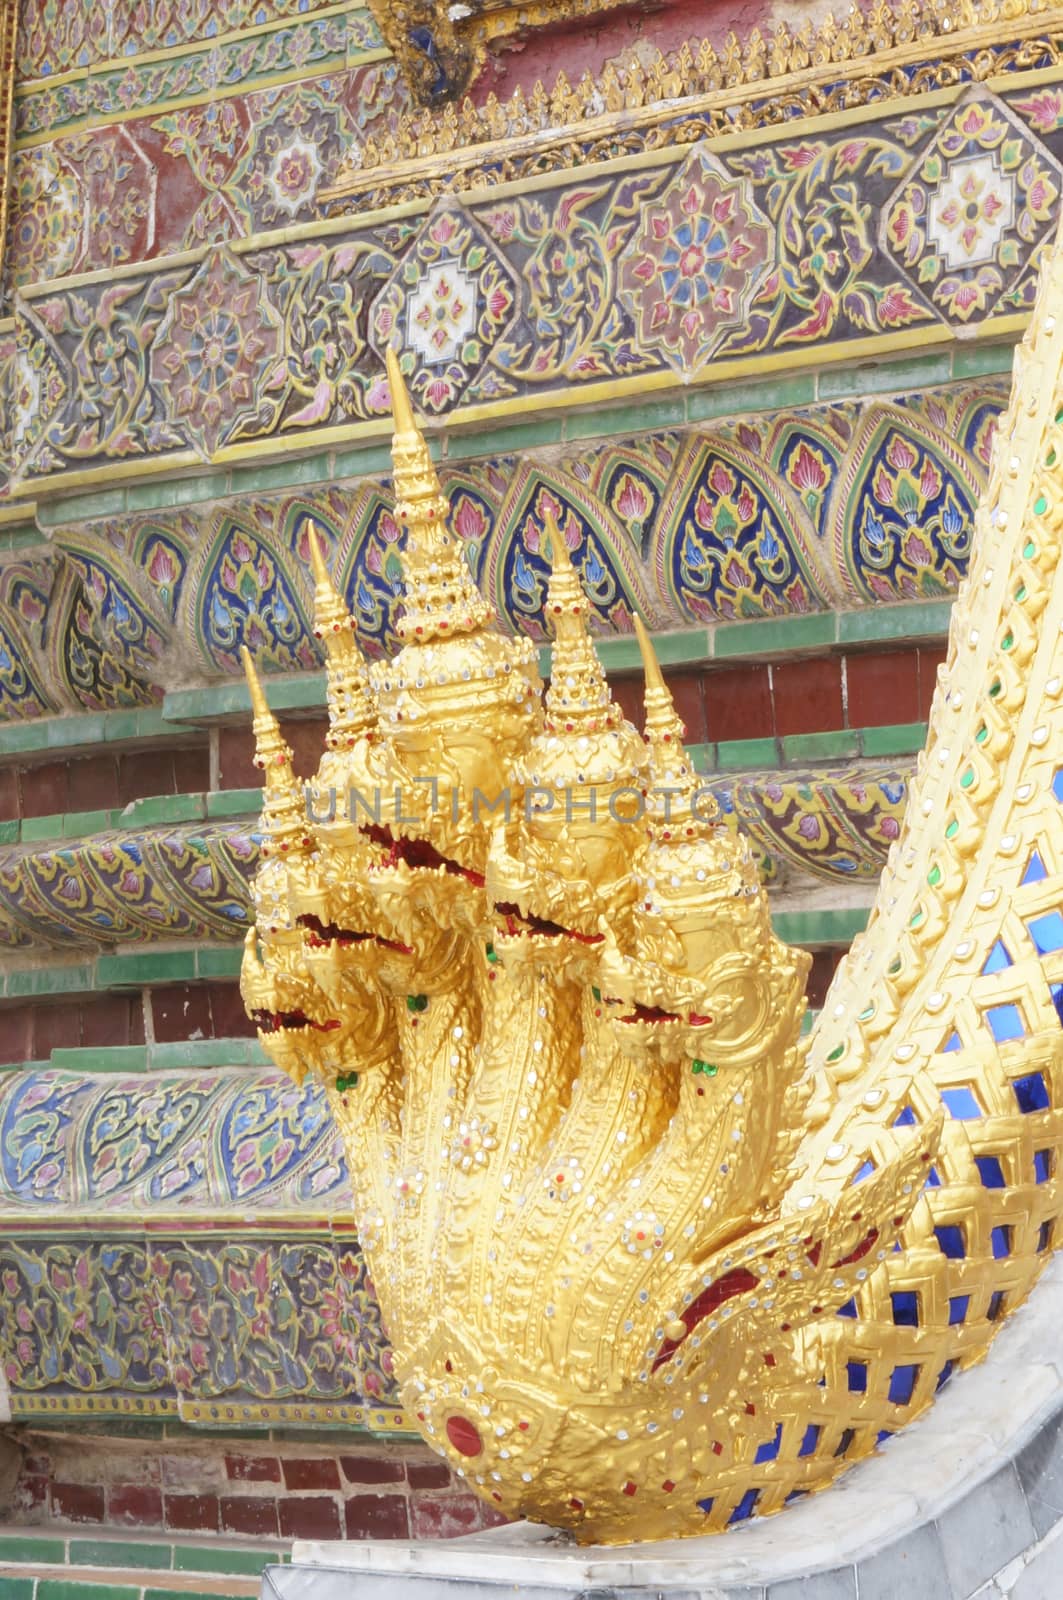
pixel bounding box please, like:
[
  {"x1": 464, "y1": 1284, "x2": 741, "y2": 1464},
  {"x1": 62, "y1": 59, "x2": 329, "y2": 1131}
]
[
  {"x1": 622, "y1": 1481, "x2": 638, "y2": 1496},
  {"x1": 446, "y1": 1414, "x2": 483, "y2": 1457}
]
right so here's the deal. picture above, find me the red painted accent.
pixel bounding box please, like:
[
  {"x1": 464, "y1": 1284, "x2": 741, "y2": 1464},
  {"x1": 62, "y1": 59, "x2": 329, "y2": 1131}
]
[
  {"x1": 51, "y1": 1483, "x2": 105, "y2": 1523},
  {"x1": 410, "y1": 1494, "x2": 479, "y2": 1540},
  {"x1": 107, "y1": 1485, "x2": 163, "y2": 1526},
  {"x1": 831, "y1": 1229, "x2": 880, "y2": 1268},
  {"x1": 807, "y1": 1241, "x2": 823, "y2": 1267},
  {"x1": 651, "y1": 1266, "x2": 758, "y2": 1372},
  {"x1": 446, "y1": 1415, "x2": 484, "y2": 1457}
]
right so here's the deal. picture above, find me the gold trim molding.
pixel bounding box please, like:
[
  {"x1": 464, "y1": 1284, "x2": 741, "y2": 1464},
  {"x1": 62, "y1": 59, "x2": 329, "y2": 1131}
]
[
  {"x1": 0, "y1": 0, "x2": 17, "y2": 283},
  {"x1": 325, "y1": 0, "x2": 1063, "y2": 210}
]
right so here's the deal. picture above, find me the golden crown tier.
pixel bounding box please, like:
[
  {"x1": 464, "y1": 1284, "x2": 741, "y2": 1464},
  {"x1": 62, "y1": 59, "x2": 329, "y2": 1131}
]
[{"x1": 242, "y1": 232, "x2": 1063, "y2": 1538}]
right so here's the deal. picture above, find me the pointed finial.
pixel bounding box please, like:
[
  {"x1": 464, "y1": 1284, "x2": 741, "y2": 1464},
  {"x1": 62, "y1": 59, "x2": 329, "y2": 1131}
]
[
  {"x1": 634, "y1": 615, "x2": 717, "y2": 834},
  {"x1": 539, "y1": 505, "x2": 625, "y2": 739},
  {"x1": 304, "y1": 525, "x2": 375, "y2": 746},
  {"x1": 383, "y1": 349, "x2": 489, "y2": 642},
  {"x1": 241, "y1": 647, "x2": 308, "y2": 853}
]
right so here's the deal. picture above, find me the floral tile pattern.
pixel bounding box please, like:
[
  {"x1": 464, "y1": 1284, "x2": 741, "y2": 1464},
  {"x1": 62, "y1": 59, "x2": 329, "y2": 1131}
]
[{"x1": 882, "y1": 91, "x2": 1063, "y2": 321}]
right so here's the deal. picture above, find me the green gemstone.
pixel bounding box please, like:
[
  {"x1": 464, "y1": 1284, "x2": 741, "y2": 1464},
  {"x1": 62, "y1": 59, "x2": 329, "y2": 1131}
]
[
  {"x1": 989, "y1": 679, "x2": 1002, "y2": 698},
  {"x1": 975, "y1": 724, "x2": 988, "y2": 744},
  {"x1": 335, "y1": 1072, "x2": 359, "y2": 1092},
  {"x1": 960, "y1": 767, "x2": 975, "y2": 789},
  {"x1": 407, "y1": 993, "x2": 428, "y2": 1012},
  {"x1": 827, "y1": 1044, "x2": 845, "y2": 1062},
  {"x1": 592, "y1": 985, "x2": 602, "y2": 1001},
  {"x1": 927, "y1": 864, "x2": 941, "y2": 887},
  {"x1": 485, "y1": 944, "x2": 498, "y2": 964},
  {"x1": 1001, "y1": 631, "x2": 1014, "y2": 650},
  {"x1": 1034, "y1": 494, "x2": 1048, "y2": 516},
  {"x1": 945, "y1": 819, "x2": 958, "y2": 838},
  {"x1": 1015, "y1": 585, "x2": 1027, "y2": 603},
  {"x1": 692, "y1": 1059, "x2": 718, "y2": 1077},
  {"x1": 859, "y1": 1003, "x2": 875, "y2": 1020},
  {"x1": 909, "y1": 908, "x2": 924, "y2": 930},
  {"x1": 1046, "y1": 450, "x2": 1056, "y2": 468},
  {"x1": 1024, "y1": 540, "x2": 1037, "y2": 559},
  {"x1": 888, "y1": 956, "x2": 902, "y2": 975}
]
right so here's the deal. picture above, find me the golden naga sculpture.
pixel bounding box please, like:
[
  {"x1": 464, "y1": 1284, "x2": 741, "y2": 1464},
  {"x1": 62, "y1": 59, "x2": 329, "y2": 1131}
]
[{"x1": 243, "y1": 226, "x2": 1063, "y2": 1536}]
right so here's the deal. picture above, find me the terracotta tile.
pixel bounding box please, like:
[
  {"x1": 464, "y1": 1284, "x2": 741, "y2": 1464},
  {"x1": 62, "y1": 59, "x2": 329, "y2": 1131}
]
[
  {"x1": 409, "y1": 1494, "x2": 481, "y2": 1541},
  {"x1": 663, "y1": 669, "x2": 706, "y2": 744},
  {"x1": 917, "y1": 644, "x2": 949, "y2": 719},
  {"x1": 164, "y1": 1492, "x2": 219, "y2": 1531},
  {"x1": 225, "y1": 1454, "x2": 282, "y2": 1483},
  {"x1": 208, "y1": 982, "x2": 257, "y2": 1040},
  {"x1": 80, "y1": 994, "x2": 137, "y2": 1049},
  {"x1": 0, "y1": 766, "x2": 20, "y2": 821},
  {"x1": 218, "y1": 725, "x2": 259, "y2": 791},
  {"x1": 68, "y1": 754, "x2": 119, "y2": 811},
  {"x1": 221, "y1": 1495, "x2": 280, "y2": 1537},
  {"x1": 845, "y1": 649, "x2": 919, "y2": 729},
  {"x1": 279, "y1": 1496, "x2": 342, "y2": 1540},
  {"x1": 704, "y1": 665, "x2": 773, "y2": 744},
  {"x1": 344, "y1": 1494, "x2": 410, "y2": 1540},
  {"x1": 282, "y1": 1458, "x2": 342, "y2": 1491},
  {"x1": 405, "y1": 1461, "x2": 451, "y2": 1491},
  {"x1": 52, "y1": 1482, "x2": 105, "y2": 1522},
  {"x1": 771, "y1": 657, "x2": 843, "y2": 736},
  {"x1": 173, "y1": 742, "x2": 210, "y2": 794},
  {"x1": 151, "y1": 983, "x2": 212, "y2": 1044},
  {"x1": 108, "y1": 1484, "x2": 164, "y2": 1526},
  {"x1": 34, "y1": 1002, "x2": 83, "y2": 1056},
  {"x1": 0, "y1": 1004, "x2": 34, "y2": 1066},
  {"x1": 117, "y1": 748, "x2": 175, "y2": 804},
  {"x1": 608, "y1": 673, "x2": 644, "y2": 732},
  {"x1": 19, "y1": 760, "x2": 68, "y2": 818}
]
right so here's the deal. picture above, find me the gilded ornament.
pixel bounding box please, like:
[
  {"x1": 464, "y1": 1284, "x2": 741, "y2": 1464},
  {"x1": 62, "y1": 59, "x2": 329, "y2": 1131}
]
[{"x1": 244, "y1": 230, "x2": 1063, "y2": 1538}]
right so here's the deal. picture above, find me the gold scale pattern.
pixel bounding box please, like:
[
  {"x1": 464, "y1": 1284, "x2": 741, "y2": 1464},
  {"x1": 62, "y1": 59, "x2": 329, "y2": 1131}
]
[{"x1": 243, "y1": 225, "x2": 1063, "y2": 1535}]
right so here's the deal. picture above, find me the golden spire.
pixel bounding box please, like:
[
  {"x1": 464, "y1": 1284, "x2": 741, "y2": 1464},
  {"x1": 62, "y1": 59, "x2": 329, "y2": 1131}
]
[
  {"x1": 306, "y1": 523, "x2": 375, "y2": 748},
  {"x1": 541, "y1": 509, "x2": 621, "y2": 737},
  {"x1": 386, "y1": 346, "x2": 489, "y2": 642},
  {"x1": 634, "y1": 614, "x2": 717, "y2": 836},
  {"x1": 241, "y1": 646, "x2": 308, "y2": 856}
]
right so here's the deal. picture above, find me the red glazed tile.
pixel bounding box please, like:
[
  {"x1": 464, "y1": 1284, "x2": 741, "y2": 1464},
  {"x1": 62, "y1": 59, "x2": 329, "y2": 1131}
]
[
  {"x1": 68, "y1": 754, "x2": 120, "y2": 811},
  {"x1": 340, "y1": 1455, "x2": 405, "y2": 1486},
  {"x1": 108, "y1": 1484, "x2": 164, "y2": 1526},
  {"x1": 34, "y1": 1002, "x2": 83, "y2": 1056},
  {"x1": 410, "y1": 1495, "x2": 481, "y2": 1541},
  {"x1": 0, "y1": 766, "x2": 20, "y2": 821},
  {"x1": 225, "y1": 1454, "x2": 282, "y2": 1483},
  {"x1": 845, "y1": 649, "x2": 919, "y2": 729},
  {"x1": 117, "y1": 748, "x2": 176, "y2": 804},
  {"x1": 663, "y1": 669, "x2": 706, "y2": 744},
  {"x1": 405, "y1": 1461, "x2": 451, "y2": 1491},
  {"x1": 52, "y1": 1482, "x2": 105, "y2": 1523},
  {"x1": 344, "y1": 1494, "x2": 410, "y2": 1541},
  {"x1": 208, "y1": 982, "x2": 258, "y2": 1040},
  {"x1": 704, "y1": 664, "x2": 773, "y2": 744},
  {"x1": 917, "y1": 644, "x2": 949, "y2": 719},
  {"x1": 164, "y1": 1492, "x2": 220, "y2": 1532},
  {"x1": 0, "y1": 1004, "x2": 34, "y2": 1066},
  {"x1": 221, "y1": 1495, "x2": 280, "y2": 1537},
  {"x1": 771, "y1": 656, "x2": 843, "y2": 736},
  {"x1": 150, "y1": 984, "x2": 213, "y2": 1044},
  {"x1": 282, "y1": 1458, "x2": 342, "y2": 1492},
  {"x1": 172, "y1": 742, "x2": 210, "y2": 794},
  {"x1": 607, "y1": 673, "x2": 645, "y2": 732},
  {"x1": 279, "y1": 1496, "x2": 342, "y2": 1540},
  {"x1": 217, "y1": 725, "x2": 260, "y2": 791},
  {"x1": 19, "y1": 760, "x2": 68, "y2": 818},
  {"x1": 80, "y1": 994, "x2": 137, "y2": 1049}
]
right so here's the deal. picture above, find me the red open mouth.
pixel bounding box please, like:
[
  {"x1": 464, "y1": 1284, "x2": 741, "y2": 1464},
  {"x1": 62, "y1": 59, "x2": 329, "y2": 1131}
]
[
  {"x1": 362, "y1": 824, "x2": 485, "y2": 888},
  {"x1": 494, "y1": 902, "x2": 604, "y2": 945},
  {"x1": 297, "y1": 912, "x2": 411, "y2": 956},
  {"x1": 251, "y1": 1007, "x2": 341, "y2": 1035}
]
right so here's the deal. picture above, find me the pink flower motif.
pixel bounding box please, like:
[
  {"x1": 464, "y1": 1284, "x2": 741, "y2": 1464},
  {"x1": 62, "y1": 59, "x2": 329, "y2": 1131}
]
[
  {"x1": 886, "y1": 435, "x2": 917, "y2": 472},
  {"x1": 378, "y1": 512, "x2": 400, "y2": 543},
  {"x1": 789, "y1": 442, "x2": 827, "y2": 494},
  {"x1": 365, "y1": 374, "x2": 391, "y2": 413},
  {"x1": 453, "y1": 497, "x2": 488, "y2": 542},
  {"x1": 709, "y1": 462, "x2": 736, "y2": 497},
  {"x1": 148, "y1": 543, "x2": 177, "y2": 586},
  {"x1": 614, "y1": 474, "x2": 650, "y2": 522},
  {"x1": 736, "y1": 487, "x2": 756, "y2": 522}
]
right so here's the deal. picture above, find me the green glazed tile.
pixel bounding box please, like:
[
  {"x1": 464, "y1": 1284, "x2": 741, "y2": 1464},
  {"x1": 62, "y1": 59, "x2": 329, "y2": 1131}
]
[
  {"x1": 3, "y1": 964, "x2": 94, "y2": 998},
  {"x1": 837, "y1": 600, "x2": 952, "y2": 644},
  {"x1": 713, "y1": 611, "x2": 836, "y2": 659},
  {"x1": 0, "y1": 1580, "x2": 36, "y2": 1600},
  {"x1": 330, "y1": 443, "x2": 395, "y2": 480},
  {"x1": 229, "y1": 453, "x2": 332, "y2": 494},
  {"x1": 714, "y1": 736, "x2": 779, "y2": 771},
  {"x1": 95, "y1": 950, "x2": 198, "y2": 988},
  {"x1": 860, "y1": 721, "x2": 928, "y2": 757},
  {"x1": 62, "y1": 808, "x2": 117, "y2": 839},
  {"x1": 36, "y1": 489, "x2": 126, "y2": 527},
  {"x1": 564, "y1": 395, "x2": 687, "y2": 441},
  {"x1": 172, "y1": 1549, "x2": 277, "y2": 1577},
  {"x1": 780, "y1": 729, "x2": 860, "y2": 763},
  {"x1": 119, "y1": 794, "x2": 205, "y2": 828},
  {"x1": 18, "y1": 813, "x2": 65, "y2": 843},
  {"x1": 205, "y1": 788, "x2": 260, "y2": 819},
  {"x1": 0, "y1": 1536, "x2": 67, "y2": 1565},
  {"x1": 38, "y1": 1586, "x2": 139, "y2": 1600},
  {"x1": 951, "y1": 341, "x2": 1015, "y2": 379},
  {"x1": 163, "y1": 673, "x2": 325, "y2": 726},
  {"x1": 49, "y1": 1045, "x2": 150, "y2": 1074},
  {"x1": 773, "y1": 907, "x2": 871, "y2": 945},
  {"x1": 451, "y1": 416, "x2": 563, "y2": 458},
  {"x1": 0, "y1": 819, "x2": 19, "y2": 844},
  {"x1": 194, "y1": 946, "x2": 244, "y2": 979},
  {"x1": 686, "y1": 373, "x2": 815, "y2": 422},
  {"x1": 817, "y1": 352, "x2": 952, "y2": 401},
  {"x1": 69, "y1": 1543, "x2": 170, "y2": 1572}
]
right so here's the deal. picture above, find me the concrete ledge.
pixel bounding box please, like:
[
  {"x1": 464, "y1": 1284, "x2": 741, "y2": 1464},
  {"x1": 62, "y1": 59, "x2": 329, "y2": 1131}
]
[{"x1": 274, "y1": 1258, "x2": 1063, "y2": 1598}]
